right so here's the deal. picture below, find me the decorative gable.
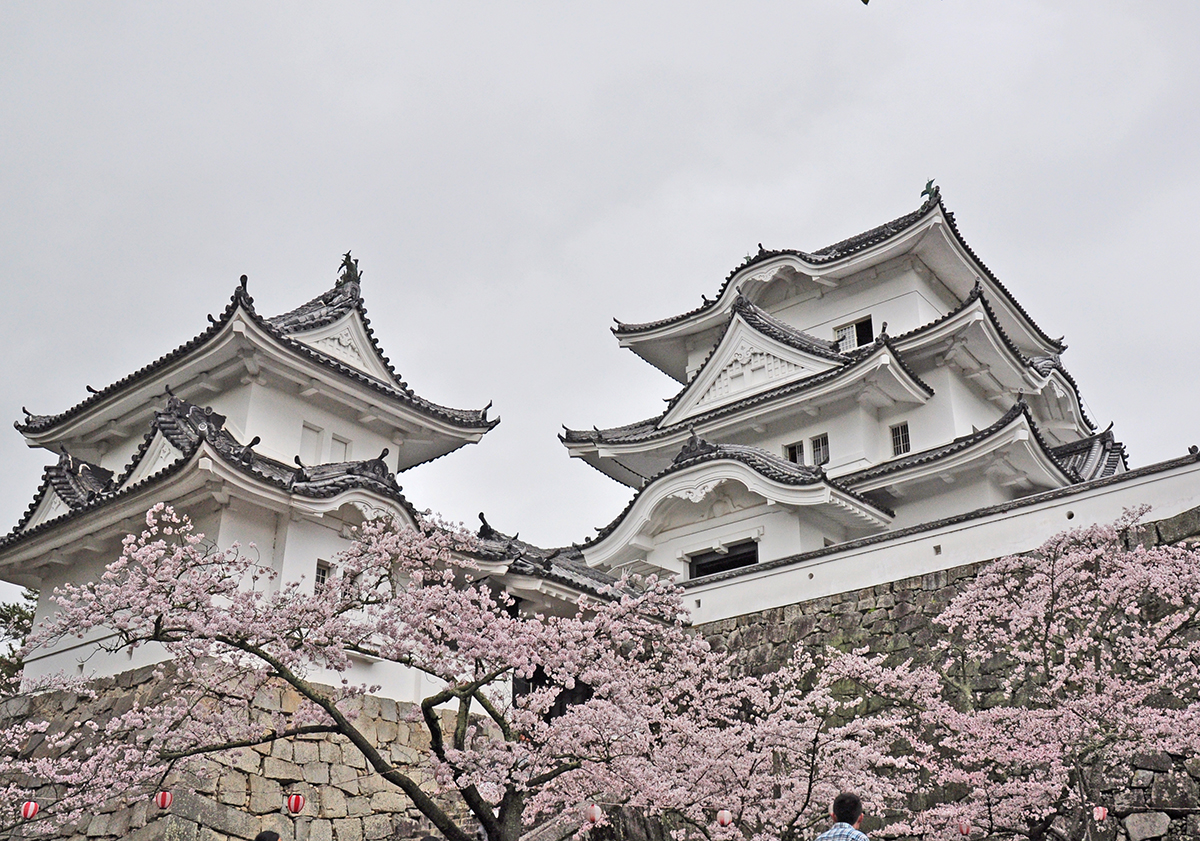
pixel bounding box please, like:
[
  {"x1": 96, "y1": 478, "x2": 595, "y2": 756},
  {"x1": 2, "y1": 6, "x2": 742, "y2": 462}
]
[
  {"x1": 695, "y1": 342, "x2": 812, "y2": 409},
  {"x1": 311, "y1": 326, "x2": 366, "y2": 367},
  {"x1": 290, "y1": 312, "x2": 398, "y2": 385},
  {"x1": 662, "y1": 316, "x2": 843, "y2": 427},
  {"x1": 120, "y1": 433, "x2": 186, "y2": 490},
  {"x1": 21, "y1": 490, "x2": 71, "y2": 532}
]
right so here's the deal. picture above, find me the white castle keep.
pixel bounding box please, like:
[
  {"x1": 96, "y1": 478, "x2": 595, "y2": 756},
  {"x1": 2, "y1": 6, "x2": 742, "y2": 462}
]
[{"x1": 4, "y1": 190, "x2": 1199, "y2": 693}]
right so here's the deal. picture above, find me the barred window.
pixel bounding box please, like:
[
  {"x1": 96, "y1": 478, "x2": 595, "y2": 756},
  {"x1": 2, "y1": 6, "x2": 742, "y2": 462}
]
[
  {"x1": 785, "y1": 442, "x2": 804, "y2": 464},
  {"x1": 315, "y1": 561, "x2": 331, "y2": 591},
  {"x1": 811, "y1": 433, "x2": 830, "y2": 466},
  {"x1": 891, "y1": 422, "x2": 911, "y2": 456}
]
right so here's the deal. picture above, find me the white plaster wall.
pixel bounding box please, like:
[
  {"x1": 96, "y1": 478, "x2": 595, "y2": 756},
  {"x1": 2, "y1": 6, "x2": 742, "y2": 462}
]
[
  {"x1": 868, "y1": 367, "x2": 1002, "y2": 462},
  {"x1": 638, "y1": 496, "x2": 853, "y2": 582},
  {"x1": 22, "y1": 507, "x2": 223, "y2": 685},
  {"x1": 88, "y1": 383, "x2": 255, "y2": 477},
  {"x1": 278, "y1": 514, "x2": 355, "y2": 592},
  {"x1": 884, "y1": 473, "x2": 1013, "y2": 530},
  {"x1": 685, "y1": 460, "x2": 1200, "y2": 625},
  {"x1": 771, "y1": 267, "x2": 949, "y2": 344},
  {"x1": 206, "y1": 382, "x2": 256, "y2": 443},
  {"x1": 737, "y1": 406, "x2": 848, "y2": 464},
  {"x1": 98, "y1": 434, "x2": 150, "y2": 477},
  {"x1": 241, "y1": 383, "x2": 397, "y2": 472},
  {"x1": 732, "y1": 399, "x2": 884, "y2": 472},
  {"x1": 215, "y1": 501, "x2": 288, "y2": 582},
  {"x1": 681, "y1": 267, "x2": 953, "y2": 376},
  {"x1": 931, "y1": 366, "x2": 1007, "y2": 438}
]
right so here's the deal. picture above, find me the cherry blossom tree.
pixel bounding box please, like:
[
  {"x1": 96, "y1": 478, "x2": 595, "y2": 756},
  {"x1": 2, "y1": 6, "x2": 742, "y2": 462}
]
[
  {"x1": 915, "y1": 509, "x2": 1200, "y2": 841},
  {"x1": 0, "y1": 587, "x2": 36, "y2": 695},
  {"x1": 690, "y1": 649, "x2": 939, "y2": 841},
  {"x1": 0, "y1": 504, "x2": 931, "y2": 841}
]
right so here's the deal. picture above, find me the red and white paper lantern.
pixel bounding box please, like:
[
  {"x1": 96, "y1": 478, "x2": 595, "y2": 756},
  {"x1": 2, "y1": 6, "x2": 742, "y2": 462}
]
[
  {"x1": 957, "y1": 820, "x2": 970, "y2": 836},
  {"x1": 287, "y1": 794, "x2": 306, "y2": 815},
  {"x1": 716, "y1": 810, "x2": 734, "y2": 827},
  {"x1": 1093, "y1": 806, "x2": 1108, "y2": 822},
  {"x1": 154, "y1": 791, "x2": 173, "y2": 810},
  {"x1": 584, "y1": 804, "x2": 603, "y2": 824},
  {"x1": 20, "y1": 801, "x2": 39, "y2": 820}
]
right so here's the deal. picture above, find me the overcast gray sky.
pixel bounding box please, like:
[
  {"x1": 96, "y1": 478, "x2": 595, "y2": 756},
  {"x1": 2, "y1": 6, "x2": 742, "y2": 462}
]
[{"x1": 2, "y1": 2, "x2": 1198, "y2": 602}]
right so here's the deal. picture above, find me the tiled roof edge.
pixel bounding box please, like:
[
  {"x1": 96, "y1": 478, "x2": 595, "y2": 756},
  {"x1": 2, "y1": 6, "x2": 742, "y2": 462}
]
[
  {"x1": 577, "y1": 339, "x2": 933, "y2": 447},
  {"x1": 581, "y1": 439, "x2": 892, "y2": 549},
  {"x1": 16, "y1": 280, "x2": 498, "y2": 436},
  {"x1": 936, "y1": 199, "x2": 1066, "y2": 353},
  {"x1": 2, "y1": 401, "x2": 422, "y2": 553},
  {"x1": 613, "y1": 192, "x2": 943, "y2": 336},
  {"x1": 683, "y1": 449, "x2": 1200, "y2": 588},
  {"x1": 16, "y1": 283, "x2": 253, "y2": 434},
  {"x1": 839, "y1": 400, "x2": 1077, "y2": 487}
]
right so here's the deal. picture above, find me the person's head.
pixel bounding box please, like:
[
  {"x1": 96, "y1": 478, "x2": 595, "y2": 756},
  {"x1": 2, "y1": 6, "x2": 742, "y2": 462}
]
[
  {"x1": 831, "y1": 792, "x2": 863, "y2": 827},
  {"x1": 254, "y1": 833, "x2": 281, "y2": 841}
]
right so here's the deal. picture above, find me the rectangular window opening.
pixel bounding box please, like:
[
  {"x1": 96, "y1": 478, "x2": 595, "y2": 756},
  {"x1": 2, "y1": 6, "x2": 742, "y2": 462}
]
[
  {"x1": 891, "y1": 422, "x2": 911, "y2": 456},
  {"x1": 688, "y1": 541, "x2": 759, "y2": 579},
  {"x1": 330, "y1": 435, "x2": 350, "y2": 463},
  {"x1": 835, "y1": 317, "x2": 874, "y2": 352},
  {"x1": 810, "y1": 433, "x2": 830, "y2": 466},
  {"x1": 300, "y1": 423, "x2": 323, "y2": 465},
  {"x1": 315, "y1": 561, "x2": 331, "y2": 591},
  {"x1": 785, "y1": 442, "x2": 804, "y2": 464}
]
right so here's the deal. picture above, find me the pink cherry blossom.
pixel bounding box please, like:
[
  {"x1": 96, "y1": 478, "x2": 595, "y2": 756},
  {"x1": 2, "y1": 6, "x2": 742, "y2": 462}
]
[
  {"x1": 0, "y1": 504, "x2": 928, "y2": 840},
  {"x1": 911, "y1": 507, "x2": 1200, "y2": 840}
]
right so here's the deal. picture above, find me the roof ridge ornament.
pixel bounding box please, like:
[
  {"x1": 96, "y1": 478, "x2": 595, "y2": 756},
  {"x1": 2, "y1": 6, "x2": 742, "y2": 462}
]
[
  {"x1": 338, "y1": 251, "x2": 362, "y2": 290},
  {"x1": 478, "y1": 512, "x2": 498, "y2": 540},
  {"x1": 675, "y1": 429, "x2": 718, "y2": 464},
  {"x1": 231, "y1": 274, "x2": 255, "y2": 310},
  {"x1": 236, "y1": 436, "x2": 261, "y2": 467},
  {"x1": 921, "y1": 179, "x2": 939, "y2": 202}
]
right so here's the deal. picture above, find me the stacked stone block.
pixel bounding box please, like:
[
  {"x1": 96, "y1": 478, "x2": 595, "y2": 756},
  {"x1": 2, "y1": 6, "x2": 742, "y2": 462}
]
[{"x1": 0, "y1": 669, "x2": 471, "y2": 841}]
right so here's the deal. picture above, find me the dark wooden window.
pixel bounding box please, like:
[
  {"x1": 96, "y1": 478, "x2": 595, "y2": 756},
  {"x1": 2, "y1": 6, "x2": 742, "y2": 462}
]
[{"x1": 689, "y1": 541, "x2": 759, "y2": 579}]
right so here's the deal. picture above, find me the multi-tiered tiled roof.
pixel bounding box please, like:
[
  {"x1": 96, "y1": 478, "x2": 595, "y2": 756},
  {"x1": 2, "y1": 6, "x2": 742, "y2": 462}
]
[
  {"x1": 18, "y1": 256, "x2": 497, "y2": 440},
  {"x1": 567, "y1": 187, "x2": 1130, "y2": 580}
]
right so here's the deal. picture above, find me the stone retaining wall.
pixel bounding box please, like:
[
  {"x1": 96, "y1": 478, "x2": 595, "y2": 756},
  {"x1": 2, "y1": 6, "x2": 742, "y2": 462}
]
[
  {"x1": 0, "y1": 666, "x2": 470, "y2": 841},
  {"x1": 694, "y1": 505, "x2": 1200, "y2": 841}
]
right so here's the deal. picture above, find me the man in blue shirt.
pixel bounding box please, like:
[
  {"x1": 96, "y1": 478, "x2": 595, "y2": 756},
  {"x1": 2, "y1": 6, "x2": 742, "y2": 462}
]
[{"x1": 814, "y1": 792, "x2": 868, "y2": 841}]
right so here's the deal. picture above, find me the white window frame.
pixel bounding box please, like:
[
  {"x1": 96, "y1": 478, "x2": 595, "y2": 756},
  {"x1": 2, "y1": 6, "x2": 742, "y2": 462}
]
[
  {"x1": 834, "y1": 316, "x2": 873, "y2": 352},
  {"x1": 785, "y1": 441, "x2": 804, "y2": 464}
]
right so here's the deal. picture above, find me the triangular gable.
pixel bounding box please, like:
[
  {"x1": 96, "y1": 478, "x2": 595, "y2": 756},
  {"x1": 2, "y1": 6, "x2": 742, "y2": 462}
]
[
  {"x1": 119, "y1": 431, "x2": 187, "y2": 490},
  {"x1": 21, "y1": 488, "x2": 72, "y2": 533},
  {"x1": 662, "y1": 315, "x2": 843, "y2": 427},
  {"x1": 287, "y1": 309, "x2": 398, "y2": 385}
]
